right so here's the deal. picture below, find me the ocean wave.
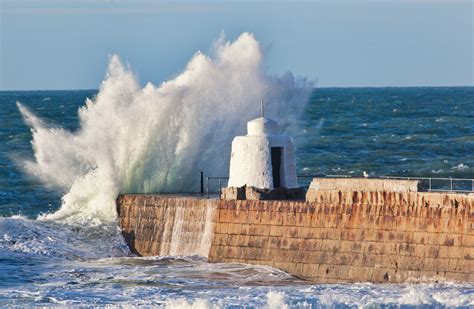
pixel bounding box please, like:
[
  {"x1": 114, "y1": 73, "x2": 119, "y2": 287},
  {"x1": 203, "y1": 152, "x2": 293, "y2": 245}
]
[
  {"x1": 17, "y1": 33, "x2": 312, "y2": 224},
  {"x1": 0, "y1": 216, "x2": 129, "y2": 260}
]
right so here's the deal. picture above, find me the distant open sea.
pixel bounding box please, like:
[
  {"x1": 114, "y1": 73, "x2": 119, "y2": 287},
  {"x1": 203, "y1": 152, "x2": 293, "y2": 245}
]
[{"x1": 0, "y1": 87, "x2": 473, "y2": 307}]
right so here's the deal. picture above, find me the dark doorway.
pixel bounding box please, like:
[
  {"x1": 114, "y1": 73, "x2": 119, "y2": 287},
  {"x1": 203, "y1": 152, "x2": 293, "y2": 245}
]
[{"x1": 271, "y1": 147, "x2": 282, "y2": 188}]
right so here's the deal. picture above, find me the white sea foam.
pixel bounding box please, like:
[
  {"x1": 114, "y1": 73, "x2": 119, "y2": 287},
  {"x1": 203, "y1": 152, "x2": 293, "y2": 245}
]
[
  {"x1": 431, "y1": 287, "x2": 474, "y2": 307},
  {"x1": 452, "y1": 163, "x2": 469, "y2": 170},
  {"x1": 0, "y1": 216, "x2": 128, "y2": 259},
  {"x1": 18, "y1": 33, "x2": 312, "y2": 224},
  {"x1": 165, "y1": 299, "x2": 219, "y2": 309},
  {"x1": 163, "y1": 291, "x2": 291, "y2": 309},
  {"x1": 266, "y1": 291, "x2": 288, "y2": 309}
]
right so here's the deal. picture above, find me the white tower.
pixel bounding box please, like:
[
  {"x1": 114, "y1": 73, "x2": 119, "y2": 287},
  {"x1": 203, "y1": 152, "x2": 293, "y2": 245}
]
[{"x1": 228, "y1": 116, "x2": 299, "y2": 190}]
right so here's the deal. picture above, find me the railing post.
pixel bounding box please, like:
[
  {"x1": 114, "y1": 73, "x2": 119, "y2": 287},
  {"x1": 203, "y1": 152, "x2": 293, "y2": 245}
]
[
  {"x1": 429, "y1": 178, "x2": 432, "y2": 192},
  {"x1": 218, "y1": 179, "x2": 222, "y2": 195},
  {"x1": 200, "y1": 171, "x2": 204, "y2": 196},
  {"x1": 472, "y1": 179, "x2": 474, "y2": 192},
  {"x1": 450, "y1": 178, "x2": 453, "y2": 192},
  {"x1": 206, "y1": 177, "x2": 210, "y2": 199}
]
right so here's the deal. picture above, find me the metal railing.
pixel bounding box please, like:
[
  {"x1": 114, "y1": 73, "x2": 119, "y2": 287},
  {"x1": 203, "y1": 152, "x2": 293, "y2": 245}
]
[
  {"x1": 377, "y1": 176, "x2": 474, "y2": 193},
  {"x1": 299, "y1": 174, "x2": 474, "y2": 193},
  {"x1": 205, "y1": 176, "x2": 229, "y2": 198},
  {"x1": 201, "y1": 173, "x2": 474, "y2": 198}
]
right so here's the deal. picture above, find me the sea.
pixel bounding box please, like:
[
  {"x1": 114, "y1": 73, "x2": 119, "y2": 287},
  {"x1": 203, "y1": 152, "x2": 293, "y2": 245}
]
[{"x1": 1, "y1": 87, "x2": 473, "y2": 307}]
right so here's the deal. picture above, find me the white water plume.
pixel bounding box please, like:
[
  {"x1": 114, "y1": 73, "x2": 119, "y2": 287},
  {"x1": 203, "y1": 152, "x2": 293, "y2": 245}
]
[{"x1": 18, "y1": 33, "x2": 313, "y2": 223}]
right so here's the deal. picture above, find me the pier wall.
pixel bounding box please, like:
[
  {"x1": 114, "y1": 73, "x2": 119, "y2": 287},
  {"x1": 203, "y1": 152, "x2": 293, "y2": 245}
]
[
  {"x1": 118, "y1": 196, "x2": 216, "y2": 257},
  {"x1": 117, "y1": 186, "x2": 473, "y2": 283}
]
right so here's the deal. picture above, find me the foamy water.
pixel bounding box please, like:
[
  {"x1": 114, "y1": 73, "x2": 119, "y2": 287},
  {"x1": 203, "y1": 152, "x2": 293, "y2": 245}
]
[{"x1": 0, "y1": 216, "x2": 472, "y2": 307}]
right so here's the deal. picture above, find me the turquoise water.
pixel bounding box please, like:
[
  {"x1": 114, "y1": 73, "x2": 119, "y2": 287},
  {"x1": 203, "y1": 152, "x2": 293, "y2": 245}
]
[{"x1": 0, "y1": 88, "x2": 473, "y2": 307}]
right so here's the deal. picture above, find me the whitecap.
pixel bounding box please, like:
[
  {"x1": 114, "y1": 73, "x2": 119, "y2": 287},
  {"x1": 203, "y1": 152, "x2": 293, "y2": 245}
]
[
  {"x1": 266, "y1": 291, "x2": 288, "y2": 309},
  {"x1": 451, "y1": 163, "x2": 469, "y2": 170}
]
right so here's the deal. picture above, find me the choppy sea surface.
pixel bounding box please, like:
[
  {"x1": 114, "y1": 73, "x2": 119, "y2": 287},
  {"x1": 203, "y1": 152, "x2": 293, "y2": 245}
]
[{"x1": 1, "y1": 87, "x2": 473, "y2": 307}]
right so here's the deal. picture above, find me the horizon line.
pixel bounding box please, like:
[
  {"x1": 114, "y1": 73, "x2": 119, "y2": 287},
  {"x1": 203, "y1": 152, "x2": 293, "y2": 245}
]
[{"x1": 1, "y1": 85, "x2": 473, "y2": 92}]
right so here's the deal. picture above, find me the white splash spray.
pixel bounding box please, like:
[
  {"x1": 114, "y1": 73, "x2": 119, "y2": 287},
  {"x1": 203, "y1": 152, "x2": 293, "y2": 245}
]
[{"x1": 18, "y1": 33, "x2": 313, "y2": 223}]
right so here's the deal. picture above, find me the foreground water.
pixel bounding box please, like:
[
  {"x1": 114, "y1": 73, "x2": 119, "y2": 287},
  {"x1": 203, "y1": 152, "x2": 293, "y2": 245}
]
[{"x1": 1, "y1": 87, "x2": 473, "y2": 307}]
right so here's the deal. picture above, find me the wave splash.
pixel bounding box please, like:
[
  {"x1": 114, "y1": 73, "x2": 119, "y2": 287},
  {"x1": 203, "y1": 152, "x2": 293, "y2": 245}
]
[
  {"x1": 0, "y1": 216, "x2": 129, "y2": 260},
  {"x1": 18, "y1": 33, "x2": 313, "y2": 223}
]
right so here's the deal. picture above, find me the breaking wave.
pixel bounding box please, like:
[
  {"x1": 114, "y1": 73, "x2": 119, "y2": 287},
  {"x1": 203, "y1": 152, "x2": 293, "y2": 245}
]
[{"x1": 17, "y1": 33, "x2": 313, "y2": 223}]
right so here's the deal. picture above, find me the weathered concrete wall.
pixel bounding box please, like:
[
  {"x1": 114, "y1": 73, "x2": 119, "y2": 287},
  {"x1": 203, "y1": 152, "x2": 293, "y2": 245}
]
[{"x1": 117, "y1": 190, "x2": 473, "y2": 283}]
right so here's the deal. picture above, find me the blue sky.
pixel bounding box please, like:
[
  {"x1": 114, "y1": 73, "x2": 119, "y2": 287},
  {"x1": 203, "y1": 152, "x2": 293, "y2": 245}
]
[{"x1": 1, "y1": 0, "x2": 472, "y2": 90}]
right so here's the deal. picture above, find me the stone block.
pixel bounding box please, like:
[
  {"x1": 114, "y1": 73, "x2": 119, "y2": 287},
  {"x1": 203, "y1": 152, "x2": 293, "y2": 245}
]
[
  {"x1": 212, "y1": 233, "x2": 228, "y2": 246},
  {"x1": 372, "y1": 267, "x2": 395, "y2": 283},
  {"x1": 247, "y1": 235, "x2": 268, "y2": 248},
  {"x1": 221, "y1": 186, "x2": 246, "y2": 200},
  {"x1": 439, "y1": 245, "x2": 463, "y2": 259},
  {"x1": 462, "y1": 234, "x2": 474, "y2": 247},
  {"x1": 246, "y1": 210, "x2": 262, "y2": 224},
  {"x1": 248, "y1": 224, "x2": 271, "y2": 236},
  {"x1": 282, "y1": 212, "x2": 297, "y2": 226},
  {"x1": 269, "y1": 225, "x2": 286, "y2": 238},
  {"x1": 445, "y1": 272, "x2": 471, "y2": 282},
  {"x1": 310, "y1": 212, "x2": 327, "y2": 228},
  {"x1": 227, "y1": 223, "x2": 242, "y2": 235},
  {"x1": 292, "y1": 252, "x2": 308, "y2": 264},
  {"x1": 215, "y1": 222, "x2": 229, "y2": 234},
  {"x1": 462, "y1": 247, "x2": 473, "y2": 259},
  {"x1": 290, "y1": 226, "x2": 303, "y2": 239},
  {"x1": 298, "y1": 227, "x2": 315, "y2": 239},
  {"x1": 458, "y1": 258, "x2": 474, "y2": 273},
  {"x1": 259, "y1": 210, "x2": 277, "y2": 225}
]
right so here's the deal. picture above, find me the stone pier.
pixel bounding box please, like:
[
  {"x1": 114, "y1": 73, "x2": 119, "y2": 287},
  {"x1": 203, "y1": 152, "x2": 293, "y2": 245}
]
[{"x1": 116, "y1": 178, "x2": 474, "y2": 283}]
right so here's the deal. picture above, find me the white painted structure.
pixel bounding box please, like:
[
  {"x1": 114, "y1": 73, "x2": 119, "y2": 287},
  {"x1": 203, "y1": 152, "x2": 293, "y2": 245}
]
[{"x1": 228, "y1": 116, "x2": 299, "y2": 189}]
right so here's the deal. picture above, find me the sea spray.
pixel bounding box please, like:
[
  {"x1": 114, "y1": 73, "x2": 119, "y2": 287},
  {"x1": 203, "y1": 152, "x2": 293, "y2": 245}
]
[
  {"x1": 165, "y1": 201, "x2": 216, "y2": 257},
  {"x1": 18, "y1": 33, "x2": 313, "y2": 223}
]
